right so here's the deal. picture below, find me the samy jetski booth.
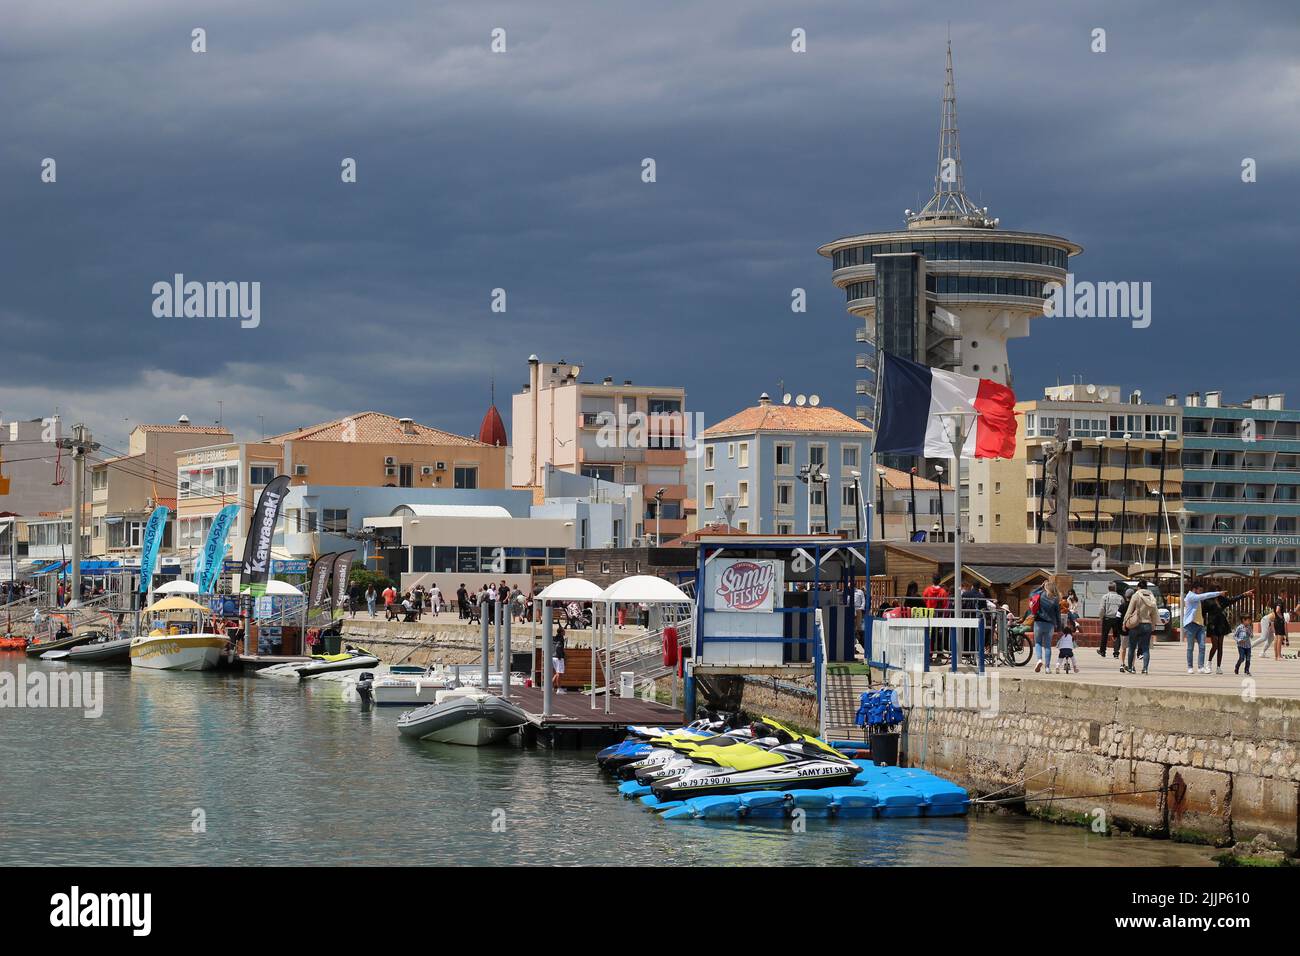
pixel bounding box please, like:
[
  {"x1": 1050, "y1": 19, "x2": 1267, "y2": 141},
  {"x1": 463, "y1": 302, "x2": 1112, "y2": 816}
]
[{"x1": 686, "y1": 534, "x2": 871, "y2": 734}]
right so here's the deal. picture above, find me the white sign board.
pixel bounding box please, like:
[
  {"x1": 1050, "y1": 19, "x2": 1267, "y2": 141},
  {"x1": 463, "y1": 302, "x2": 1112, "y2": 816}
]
[{"x1": 708, "y1": 558, "x2": 782, "y2": 612}]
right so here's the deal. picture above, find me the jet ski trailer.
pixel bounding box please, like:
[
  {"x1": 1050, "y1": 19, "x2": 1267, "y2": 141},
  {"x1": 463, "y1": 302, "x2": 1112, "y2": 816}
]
[{"x1": 396, "y1": 689, "x2": 530, "y2": 746}]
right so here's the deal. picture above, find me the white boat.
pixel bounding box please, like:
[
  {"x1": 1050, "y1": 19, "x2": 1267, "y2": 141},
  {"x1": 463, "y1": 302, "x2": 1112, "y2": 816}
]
[
  {"x1": 130, "y1": 595, "x2": 228, "y2": 672},
  {"x1": 130, "y1": 633, "x2": 227, "y2": 671},
  {"x1": 359, "y1": 665, "x2": 462, "y2": 706}
]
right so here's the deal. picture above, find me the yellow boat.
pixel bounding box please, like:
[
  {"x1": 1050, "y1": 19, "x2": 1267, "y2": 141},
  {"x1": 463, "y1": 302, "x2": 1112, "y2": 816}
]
[{"x1": 130, "y1": 596, "x2": 228, "y2": 672}]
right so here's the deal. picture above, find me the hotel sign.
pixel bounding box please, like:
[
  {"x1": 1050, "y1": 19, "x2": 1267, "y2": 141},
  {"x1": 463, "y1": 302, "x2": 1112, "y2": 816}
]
[{"x1": 1187, "y1": 533, "x2": 1300, "y2": 548}]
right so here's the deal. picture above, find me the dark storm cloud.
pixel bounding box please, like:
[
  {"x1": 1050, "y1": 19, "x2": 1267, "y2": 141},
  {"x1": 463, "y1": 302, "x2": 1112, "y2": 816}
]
[{"x1": 0, "y1": 0, "x2": 1296, "y2": 449}]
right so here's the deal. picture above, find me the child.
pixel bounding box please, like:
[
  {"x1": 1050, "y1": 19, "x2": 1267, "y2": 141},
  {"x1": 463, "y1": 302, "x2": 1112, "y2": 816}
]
[
  {"x1": 1055, "y1": 621, "x2": 1080, "y2": 674},
  {"x1": 1233, "y1": 612, "x2": 1254, "y2": 677}
]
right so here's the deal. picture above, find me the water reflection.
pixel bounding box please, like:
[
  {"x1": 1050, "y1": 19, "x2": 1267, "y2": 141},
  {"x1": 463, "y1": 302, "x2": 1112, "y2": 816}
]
[{"x1": 0, "y1": 658, "x2": 1214, "y2": 867}]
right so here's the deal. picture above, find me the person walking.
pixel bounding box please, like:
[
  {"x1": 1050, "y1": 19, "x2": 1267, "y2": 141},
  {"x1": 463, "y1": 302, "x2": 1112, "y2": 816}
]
[
  {"x1": 1123, "y1": 581, "x2": 1160, "y2": 674},
  {"x1": 1182, "y1": 581, "x2": 1226, "y2": 674},
  {"x1": 1271, "y1": 600, "x2": 1287, "y2": 661},
  {"x1": 1233, "y1": 612, "x2": 1255, "y2": 676},
  {"x1": 1203, "y1": 589, "x2": 1254, "y2": 674},
  {"x1": 429, "y1": 582, "x2": 442, "y2": 617},
  {"x1": 365, "y1": 585, "x2": 377, "y2": 618},
  {"x1": 1097, "y1": 582, "x2": 1124, "y2": 658},
  {"x1": 457, "y1": 583, "x2": 468, "y2": 620},
  {"x1": 1031, "y1": 580, "x2": 1061, "y2": 673}
]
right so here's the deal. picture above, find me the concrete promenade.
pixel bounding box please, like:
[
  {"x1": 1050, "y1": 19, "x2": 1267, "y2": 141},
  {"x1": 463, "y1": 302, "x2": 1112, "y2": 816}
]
[{"x1": 1029, "y1": 640, "x2": 1300, "y2": 699}]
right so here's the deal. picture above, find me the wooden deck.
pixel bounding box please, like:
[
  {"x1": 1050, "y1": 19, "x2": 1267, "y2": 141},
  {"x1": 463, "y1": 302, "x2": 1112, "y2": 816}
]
[{"x1": 507, "y1": 685, "x2": 685, "y2": 748}]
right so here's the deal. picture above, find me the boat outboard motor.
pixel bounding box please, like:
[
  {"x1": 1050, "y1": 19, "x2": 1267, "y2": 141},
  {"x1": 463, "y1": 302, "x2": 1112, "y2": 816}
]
[{"x1": 356, "y1": 672, "x2": 375, "y2": 707}]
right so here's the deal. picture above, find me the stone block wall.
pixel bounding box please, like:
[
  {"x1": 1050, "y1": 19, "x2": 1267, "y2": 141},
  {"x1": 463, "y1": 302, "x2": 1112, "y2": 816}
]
[{"x1": 899, "y1": 673, "x2": 1299, "y2": 851}]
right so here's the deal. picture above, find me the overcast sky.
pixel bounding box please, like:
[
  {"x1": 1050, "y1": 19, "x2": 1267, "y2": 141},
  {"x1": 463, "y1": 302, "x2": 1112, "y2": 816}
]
[{"x1": 1, "y1": 0, "x2": 1296, "y2": 454}]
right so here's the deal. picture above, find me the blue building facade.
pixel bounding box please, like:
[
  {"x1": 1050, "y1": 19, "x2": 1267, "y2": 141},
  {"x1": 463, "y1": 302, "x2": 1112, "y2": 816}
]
[
  {"x1": 1181, "y1": 395, "x2": 1300, "y2": 572},
  {"x1": 697, "y1": 399, "x2": 871, "y2": 536}
]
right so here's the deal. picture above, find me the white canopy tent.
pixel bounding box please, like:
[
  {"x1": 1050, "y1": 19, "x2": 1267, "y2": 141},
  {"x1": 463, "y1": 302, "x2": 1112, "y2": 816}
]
[
  {"x1": 534, "y1": 574, "x2": 694, "y2": 718},
  {"x1": 536, "y1": 578, "x2": 605, "y2": 603},
  {"x1": 591, "y1": 576, "x2": 693, "y2": 715},
  {"x1": 154, "y1": 579, "x2": 200, "y2": 595}
]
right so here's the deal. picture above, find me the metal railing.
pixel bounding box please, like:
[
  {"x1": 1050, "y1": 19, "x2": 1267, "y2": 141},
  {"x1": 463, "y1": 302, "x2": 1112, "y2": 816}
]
[
  {"x1": 587, "y1": 614, "x2": 694, "y2": 697},
  {"x1": 868, "y1": 597, "x2": 1005, "y2": 674}
]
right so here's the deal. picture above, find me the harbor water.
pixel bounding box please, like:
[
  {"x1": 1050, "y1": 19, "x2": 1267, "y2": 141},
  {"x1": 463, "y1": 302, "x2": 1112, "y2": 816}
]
[{"x1": 0, "y1": 657, "x2": 1216, "y2": 867}]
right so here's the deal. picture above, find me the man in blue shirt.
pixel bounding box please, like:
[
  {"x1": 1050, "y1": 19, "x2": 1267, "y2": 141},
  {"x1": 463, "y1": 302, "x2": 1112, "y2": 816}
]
[{"x1": 1182, "y1": 581, "x2": 1225, "y2": 674}]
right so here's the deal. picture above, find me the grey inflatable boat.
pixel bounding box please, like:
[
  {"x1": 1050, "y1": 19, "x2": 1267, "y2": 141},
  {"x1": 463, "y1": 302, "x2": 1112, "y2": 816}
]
[
  {"x1": 397, "y1": 689, "x2": 529, "y2": 746},
  {"x1": 65, "y1": 635, "x2": 133, "y2": 663}
]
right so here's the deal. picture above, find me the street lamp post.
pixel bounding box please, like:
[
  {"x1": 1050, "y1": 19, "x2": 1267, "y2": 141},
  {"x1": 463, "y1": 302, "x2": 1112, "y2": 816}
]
[
  {"x1": 1035, "y1": 452, "x2": 1047, "y2": 544},
  {"x1": 1118, "y1": 433, "x2": 1132, "y2": 568},
  {"x1": 876, "y1": 467, "x2": 887, "y2": 539},
  {"x1": 908, "y1": 467, "x2": 919, "y2": 539},
  {"x1": 814, "y1": 464, "x2": 829, "y2": 533},
  {"x1": 850, "y1": 470, "x2": 864, "y2": 539},
  {"x1": 1177, "y1": 506, "x2": 1190, "y2": 600},
  {"x1": 1153, "y1": 430, "x2": 1171, "y2": 579},
  {"x1": 934, "y1": 465, "x2": 946, "y2": 542},
  {"x1": 797, "y1": 465, "x2": 812, "y2": 535},
  {"x1": 1091, "y1": 437, "x2": 1105, "y2": 553},
  {"x1": 653, "y1": 487, "x2": 665, "y2": 545}
]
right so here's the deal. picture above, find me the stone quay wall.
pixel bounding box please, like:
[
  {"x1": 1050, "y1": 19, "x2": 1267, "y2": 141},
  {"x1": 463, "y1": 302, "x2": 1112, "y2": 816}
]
[{"x1": 898, "y1": 673, "x2": 1299, "y2": 852}]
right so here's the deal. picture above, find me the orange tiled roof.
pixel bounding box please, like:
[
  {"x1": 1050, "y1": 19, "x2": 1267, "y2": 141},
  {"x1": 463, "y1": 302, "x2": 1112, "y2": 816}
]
[
  {"x1": 266, "y1": 412, "x2": 486, "y2": 447},
  {"x1": 878, "y1": 465, "x2": 952, "y2": 492},
  {"x1": 703, "y1": 403, "x2": 870, "y2": 438}
]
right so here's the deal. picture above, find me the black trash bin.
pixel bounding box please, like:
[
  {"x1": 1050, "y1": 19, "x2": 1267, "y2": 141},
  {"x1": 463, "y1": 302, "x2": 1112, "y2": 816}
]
[{"x1": 868, "y1": 730, "x2": 900, "y2": 766}]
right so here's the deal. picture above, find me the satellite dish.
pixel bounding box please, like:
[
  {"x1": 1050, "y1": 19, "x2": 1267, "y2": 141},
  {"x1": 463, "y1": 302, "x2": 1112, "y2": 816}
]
[
  {"x1": 1099, "y1": 388, "x2": 1111, "y2": 401},
  {"x1": 782, "y1": 393, "x2": 792, "y2": 405},
  {"x1": 809, "y1": 394, "x2": 821, "y2": 406},
  {"x1": 795, "y1": 395, "x2": 807, "y2": 407},
  {"x1": 1085, "y1": 384, "x2": 1096, "y2": 394}
]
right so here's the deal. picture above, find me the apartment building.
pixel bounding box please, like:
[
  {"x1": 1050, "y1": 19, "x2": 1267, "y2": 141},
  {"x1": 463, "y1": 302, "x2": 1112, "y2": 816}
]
[
  {"x1": 90, "y1": 422, "x2": 232, "y2": 559},
  {"x1": 1181, "y1": 390, "x2": 1300, "y2": 572},
  {"x1": 176, "y1": 411, "x2": 505, "y2": 566},
  {"x1": 697, "y1": 395, "x2": 871, "y2": 536},
  {"x1": 0, "y1": 416, "x2": 65, "y2": 517},
  {"x1": 511, "y1": 357, "x2": 688, "y2": 543},
  {"x1": 970, "y1": 384, "x2": 1183, "y2": 571}
]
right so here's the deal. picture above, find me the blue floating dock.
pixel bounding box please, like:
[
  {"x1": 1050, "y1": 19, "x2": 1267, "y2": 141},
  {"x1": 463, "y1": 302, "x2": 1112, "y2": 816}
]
[{"x1": 630, "y1": 761, "x2": 969, "y2": 823}]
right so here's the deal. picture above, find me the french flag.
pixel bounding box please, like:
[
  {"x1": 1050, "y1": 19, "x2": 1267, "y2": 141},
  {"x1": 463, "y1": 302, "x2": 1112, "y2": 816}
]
[{"x1": 874, "y1": 352, "x2": 1017, "y2": 459}]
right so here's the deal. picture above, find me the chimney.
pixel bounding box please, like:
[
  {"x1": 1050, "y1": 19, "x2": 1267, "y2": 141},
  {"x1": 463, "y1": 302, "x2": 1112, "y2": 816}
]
[
  {"x1": 758, "y1": 392, "x2": 771, "y2": 405},
  {"x1": 1268, "y1": 393, "x2": 1285, "y2": 410},
  {"x1": 1185, "y1": 392, "x2": 1200, "y2": 407},
  {"x1": 398, "y1": 417, "x2": 416, "y2": 435},
  {"x1": 1205, "y1": 390, "x2": 1222, "y2": 408},
  {"x1": 603, "y1": 376, "x2": 613, "y2": 385},
  {"x1": 623, "y1": 380, "x2": 633, "y2": 386}
]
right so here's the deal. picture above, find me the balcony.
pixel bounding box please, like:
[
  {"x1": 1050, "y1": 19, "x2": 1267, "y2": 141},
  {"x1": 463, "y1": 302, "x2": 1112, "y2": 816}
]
[{"x1": 643, "y1": 483, "x2": 687, "y2": 502}]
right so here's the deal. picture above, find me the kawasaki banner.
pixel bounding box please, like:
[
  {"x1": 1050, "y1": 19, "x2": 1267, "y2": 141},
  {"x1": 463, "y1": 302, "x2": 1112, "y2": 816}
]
[
  {"x1": 331, "y1": 550, "x2": 356, "y2": 612},
  {"x1": 308, "y1": 552, "x2": 336, "y2": 609},
  {"x1": 196, "y1": 504, "x2": 240, "y2": 594},
  {"x1": 240, "y1": 474, "x2": 291, "y2": 591},
  {"x1": 137, "y1": 505, "x2": 171, "y2": 595}
]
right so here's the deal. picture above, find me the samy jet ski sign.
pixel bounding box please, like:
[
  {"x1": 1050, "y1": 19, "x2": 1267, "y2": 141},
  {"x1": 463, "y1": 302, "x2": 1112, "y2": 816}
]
[{"x1": 711, "y1": 559, "x2": 779, "y2": 612}]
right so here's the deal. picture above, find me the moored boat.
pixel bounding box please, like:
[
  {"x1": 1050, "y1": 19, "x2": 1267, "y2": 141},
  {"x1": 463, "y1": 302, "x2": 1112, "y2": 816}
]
[
  {"x1": 130, "y1": 633, "x2": 228, "y2": 671},
  {"x1": 294, "y1": 646, "x2": 379, "y2": 680},
  {"x1": 357, "y1": 664, "x2": 463, "y2": 705},
  {"x1": 66, "y1": 635, "x2": 133, "y2": 664},
  {"x1": 130, "y1": 596, "x2": 228, "y2": 672},
  {"x1": 24, "y1": 629, "x2": 97, "y2": 657},
  {"x1": 396, "y1": 688, "x2": 529, "y2": 746}
]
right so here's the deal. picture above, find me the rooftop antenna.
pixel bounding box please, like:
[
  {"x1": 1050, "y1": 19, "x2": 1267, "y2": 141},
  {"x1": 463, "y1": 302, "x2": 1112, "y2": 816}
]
[{"x1": 906, "y1": 33, "x2": 995, "y2": 230}]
